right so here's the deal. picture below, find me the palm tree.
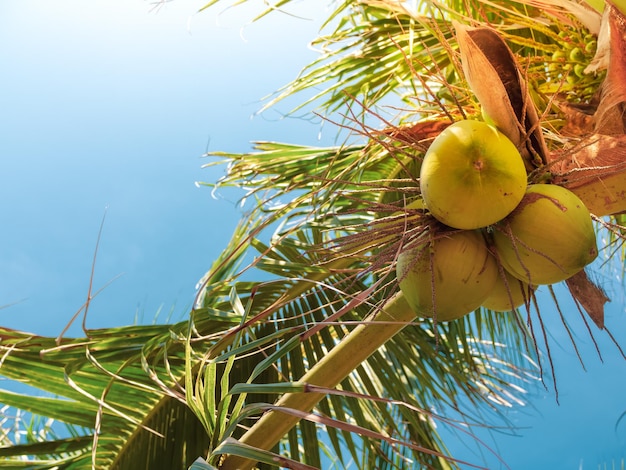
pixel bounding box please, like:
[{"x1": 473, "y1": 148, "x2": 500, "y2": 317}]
[{"x1": 1, "y1": 0, "x2": 624, "y2": 468}]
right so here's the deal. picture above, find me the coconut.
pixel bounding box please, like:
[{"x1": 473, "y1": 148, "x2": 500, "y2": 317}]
[
  {"x1": 420, "y1": 120, "x2": 527, "y2": 230},
  {"x1": 481, "y1": 268, "x2": 535, "y2": 312},
  {"x1": 396, "y1": 229, "x2": 498, "y2": 321},
  {"x1": 493, "y1": 184, "x2": 598, "y2": 285}
]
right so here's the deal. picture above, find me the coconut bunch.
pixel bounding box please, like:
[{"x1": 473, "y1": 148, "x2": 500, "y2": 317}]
[
  {"x1": 394, "y1": 20, "x2": 614, "y2": 323},
  {"x1": 396, "y1": 118, "x2": 599, "y2": 322}
]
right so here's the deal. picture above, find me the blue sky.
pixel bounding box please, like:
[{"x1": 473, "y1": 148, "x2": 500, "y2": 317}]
[
  {"x1": 1, "y1": 1, "x2": 625, "y2": 468},
  {"x1": 0, "y1": 0, "x2": 329, "y2": 333}
]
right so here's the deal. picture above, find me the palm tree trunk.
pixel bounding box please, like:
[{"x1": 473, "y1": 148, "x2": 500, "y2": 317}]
[{"x1": 219, "y1": 291, "x2": 414, "y2": 470}]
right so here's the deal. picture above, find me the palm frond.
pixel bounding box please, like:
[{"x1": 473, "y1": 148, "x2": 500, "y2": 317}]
[{"x1": 0, "y1": 307, "x2": 239, "y2": 469}]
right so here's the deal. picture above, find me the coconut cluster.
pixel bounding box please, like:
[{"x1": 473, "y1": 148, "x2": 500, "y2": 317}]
[
  {"x1": 396, "y1": 120, "x2": 598, "y2": 321},
  {"x1": 549, "y1": 31, "x2": 599, "y2": 99}
]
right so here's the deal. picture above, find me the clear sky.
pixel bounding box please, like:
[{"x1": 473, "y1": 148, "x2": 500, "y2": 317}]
[
  {"x1": 0, "y1": 0, "x2": 330, "y2": 333},
  {"x1": 1, "y1": 1, "x2": 625, "y2": 468}
]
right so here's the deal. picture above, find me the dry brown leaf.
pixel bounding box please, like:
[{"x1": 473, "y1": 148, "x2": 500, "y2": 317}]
[
  {"x1": 565, "y1": 269, "x2": 609, "y2": 329},
  {"x1": 454, "y1": 22, "x2": 548, "y2": 171},
  {"x1": 558, "y1": 100, "x2": 597, "y2": 137},
  {"x1": 550, "y1": 134, "x2": 626, "y2": 216},
  {"x1": 382, "y1": 118, "x2": 452, "y2": 147},
  {"x1": 595, "y1": 2, "x2": 626, "y2": 134}
]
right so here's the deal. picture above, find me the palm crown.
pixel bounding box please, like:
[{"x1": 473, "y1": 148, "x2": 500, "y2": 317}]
[{"x1": 1, "y1": 0, "x2": 625, "y2": 469}]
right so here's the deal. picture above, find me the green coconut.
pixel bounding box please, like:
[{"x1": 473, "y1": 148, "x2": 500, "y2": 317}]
[
  {"x1": 420, "y1": 120, "x2": 527, "y2": 230},
  {"x1": 396, "y1": 229, "x2": 498, "y2": 321},
  {"x1": 493, "y1": 184, "x2": 598, "y2": 285},
  {"x1": 481, "y1": 268, "x2": 535, "y2": 312}
]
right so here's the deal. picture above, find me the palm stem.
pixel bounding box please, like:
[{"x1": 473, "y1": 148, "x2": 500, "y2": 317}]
[{"x1": 219, "y1": 291, "x2": 415, "y2": 470}]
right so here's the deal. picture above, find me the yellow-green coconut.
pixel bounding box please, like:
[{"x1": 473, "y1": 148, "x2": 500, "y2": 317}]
[
  {"x1": 481, "y1": 269, "x2": 535, "y2": 312},
  {"x1": 396, "y1": 229, "x2": 498, "y2": 321},
  {"x1": 493, "y1": 184, "x2": 597, "y2": 285},
  {"x1": 420, "y1": 120, "x2": 527, "y2": 230}
]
